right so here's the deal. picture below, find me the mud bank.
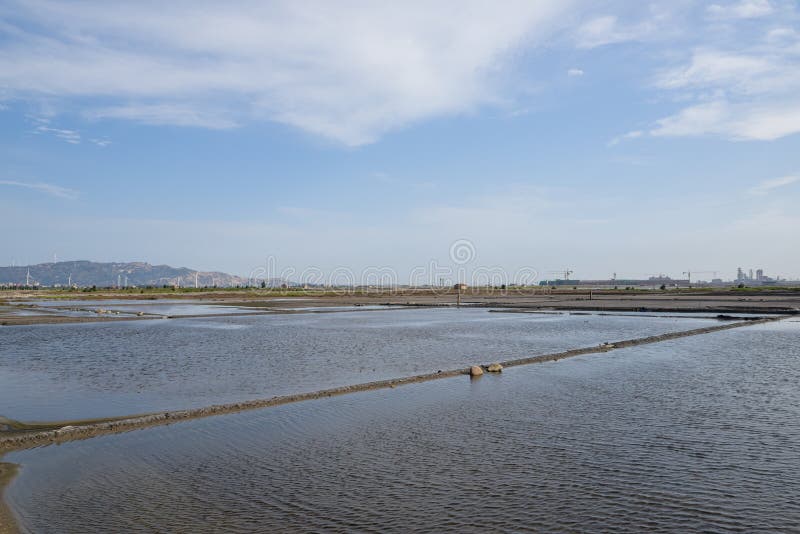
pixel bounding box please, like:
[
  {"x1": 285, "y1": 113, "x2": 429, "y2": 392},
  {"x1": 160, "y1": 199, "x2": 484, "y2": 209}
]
[
  {"x1": 0, "y1": 303, "x2": 418, "y2": 326},
  {"x1": 0, "y1": 316, "x2": 784, "y2": 454},
  {"x1": 0, "y1": 462, "x2": 18, "y2": 534},
  {"x1": 489, "y1": 310, "x2": 772, "y2": 320},
  {"x1": 0, "y1": 314, "x2": 156, "y2": 326},
  {"x1": 479, "y1": 304, "x2": 799, "y2": 315}
]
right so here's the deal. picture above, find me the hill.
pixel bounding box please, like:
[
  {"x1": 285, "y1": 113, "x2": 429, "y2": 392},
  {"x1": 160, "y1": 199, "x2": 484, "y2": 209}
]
[{"x1": 0, "y1": 261, "x2": 247, "y2": 288}]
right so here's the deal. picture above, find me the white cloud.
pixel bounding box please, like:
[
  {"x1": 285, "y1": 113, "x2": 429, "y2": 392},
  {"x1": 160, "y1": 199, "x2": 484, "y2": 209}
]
[
  {"x1": 86, "y1": 104, "x2": 237, "y2": 130},
  {"x1": 707, "y1": 0, "x2": 774, "y2": 20},
  {"x1": 651, "y1": 99, "x2": 800, "y2": 140},
  {"x1": 766, "y1": 27, "x2": 799, "y2": 43},
  {"x1": 608, "y1": 130, "x2": 643, "y2": 146},
  {"x1": 567, "y1": 68, "x2": 584, "y2": 77},
  {"x1": 0, "y1": 180, "x2": 79, "y2": 199},
  {"x1": 572, "y1": 5, "x2": 680, "y2": 50},
  {"x1": 0, "y1": 1, "x2": 575, "y2": 145},
  {"x1": 654, "y1": 49, "x2": 798, "y2": 95},
  {"x1": 647, "y1": 24, "x2": 800, "y2": 141},
  {"x1": 34, "y1": 125, "x2": 81, "y2": 144},
  {"x1": 748, "y1": 175, "x2": 800, "y2": 195},
  {"x1": 574, "y1": 16, "x2": 646, "y2": 48}
]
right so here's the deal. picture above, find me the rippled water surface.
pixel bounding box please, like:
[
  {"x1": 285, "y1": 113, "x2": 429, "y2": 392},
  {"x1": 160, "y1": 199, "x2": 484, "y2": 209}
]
[
  {"x1": 6, "y1": 320, "x2": 799, "y2": 532},
  {"x1": 0, "y1": 308, "x2": 712, "y2": 421},
  {"x1": 23, "y1": 299, "x2": 254, "y2": 316}
]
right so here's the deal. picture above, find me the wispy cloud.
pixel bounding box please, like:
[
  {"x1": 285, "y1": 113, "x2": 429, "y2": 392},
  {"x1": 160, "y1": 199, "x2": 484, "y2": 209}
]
[
  {"x1": 645, "y1": 12, "x2": 800, "y2": 142},
  {"x1": 707, "y1": 0, "x2": 774, "y2": 20},
  {"x1": 653, "y1": 49, "x2": 796, "y2": 95},
  {"x1": 574, "y1": 16, "x2": 641, "y2": 49},
  {"x1": 608, "y1": 130, "x2": 643, "y2": 146},
  {"x1": 27, "y1": 116, "x2": 109, "y2": 145},
  {"x1": 0, "y1": 180, "x2": 79, "y2": 199},
  {"x1": 567, "y1": 68, "x2": 584, "y2": 77},
  {"x1": 651, "y1": 99, "x2": 800, "y2": 141},
  {"x1": 748, "y1": 175, "x2": 800, "y2": 195},
  {"x1": 34, "y1": 125, "x2": 81, "y2": 144},
  {"x1": 86, "y1": 104, "x2": 237, "y2": 130},
  {"x1": 0, "y1": 1, "x2": 576, "y2": 146},
  {"x1": 572, "y1": 5, "x2": 681, "y2": 50}
]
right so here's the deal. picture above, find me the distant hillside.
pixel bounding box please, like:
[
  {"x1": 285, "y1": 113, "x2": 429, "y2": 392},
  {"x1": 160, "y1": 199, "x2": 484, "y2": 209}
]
[{"x1": 0, "y1": 261, "x2": 248, "y2": 288}]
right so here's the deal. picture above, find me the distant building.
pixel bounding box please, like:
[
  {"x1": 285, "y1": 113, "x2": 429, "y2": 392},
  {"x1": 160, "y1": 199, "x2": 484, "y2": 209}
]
[
  {"x1": 539, "y1": 277, "x2": 689, "y2": 288},
  {"x1": 735, "y1": 266, "x2": 777, "y2": 285}
]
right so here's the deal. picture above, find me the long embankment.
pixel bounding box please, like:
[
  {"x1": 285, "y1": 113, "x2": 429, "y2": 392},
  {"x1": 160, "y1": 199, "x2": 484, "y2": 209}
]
[{"x1": 0, "y1": 315, "x2": 785, "y2": 454}]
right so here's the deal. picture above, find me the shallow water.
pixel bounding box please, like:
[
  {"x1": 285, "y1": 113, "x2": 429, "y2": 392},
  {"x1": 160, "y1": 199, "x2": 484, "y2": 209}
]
[
  {"x1": 20, "y1": 299, "x2": 204, "y2": 307},
  {"x1": 0, "y1": 308, "x2": 713, "y2": 421},
  {"x1": 21, "y1": 300, "x2": 253, "y2": 317},
  {"x1": 6, "y1": 320, "x2": 799, "y2": 532}
]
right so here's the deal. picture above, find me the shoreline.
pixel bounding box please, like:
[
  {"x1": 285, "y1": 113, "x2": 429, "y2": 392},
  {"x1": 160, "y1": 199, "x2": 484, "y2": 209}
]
[
  {"x1": 0, "y1": 303, "x2": 429, "y2": 326},
  {"x1": 0, "y1": 315, "x2": 784, "y2": 454},
  {"x1": 0, "y1": 462, "x2": 18, "y2": 534},
  {"x1": 1, "y1": 302, "x2": 795, "y2": 327}
]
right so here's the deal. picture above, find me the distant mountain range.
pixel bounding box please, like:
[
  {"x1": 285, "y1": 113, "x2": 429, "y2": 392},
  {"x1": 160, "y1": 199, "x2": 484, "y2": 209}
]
[{"x1": 0, "y1": 261, "x2": 250, "y2": 288}]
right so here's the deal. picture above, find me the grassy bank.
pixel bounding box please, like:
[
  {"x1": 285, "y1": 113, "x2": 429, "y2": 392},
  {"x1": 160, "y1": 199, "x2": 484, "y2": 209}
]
[{"x1": 0, "y1": 461, "x2": 19, "y2": 534}]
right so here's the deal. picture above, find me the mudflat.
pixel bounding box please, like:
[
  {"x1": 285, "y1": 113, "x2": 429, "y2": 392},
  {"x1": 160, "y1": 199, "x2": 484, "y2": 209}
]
[
  {"x1": 2, "y1": 288, "x2": 798, "y2": 325},
  {"x1": 0, "y1": 462, "x2": 17, "y2": 534}
]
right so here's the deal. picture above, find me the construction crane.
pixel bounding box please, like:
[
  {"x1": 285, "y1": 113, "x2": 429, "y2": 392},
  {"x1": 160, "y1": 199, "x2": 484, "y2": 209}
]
[{"x1": 684, "y1": 271, "x2": 719, "y2": 287}]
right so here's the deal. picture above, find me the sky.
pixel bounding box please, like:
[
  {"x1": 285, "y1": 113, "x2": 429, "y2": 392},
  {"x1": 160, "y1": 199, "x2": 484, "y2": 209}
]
[{"x1": 1, "y1": 0, "x2": 799, "y2": 283}]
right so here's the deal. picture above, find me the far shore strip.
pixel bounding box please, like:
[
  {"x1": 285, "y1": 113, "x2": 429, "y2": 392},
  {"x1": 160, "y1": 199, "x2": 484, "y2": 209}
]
[{"x1": 0, "y1": 315, "x2": 785, "y2": 454}]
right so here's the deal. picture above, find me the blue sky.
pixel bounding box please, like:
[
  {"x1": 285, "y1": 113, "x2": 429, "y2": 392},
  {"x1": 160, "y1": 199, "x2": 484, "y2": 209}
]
[{"x1": 1, "y1": 0, "x2": 799, "y2": 282}]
